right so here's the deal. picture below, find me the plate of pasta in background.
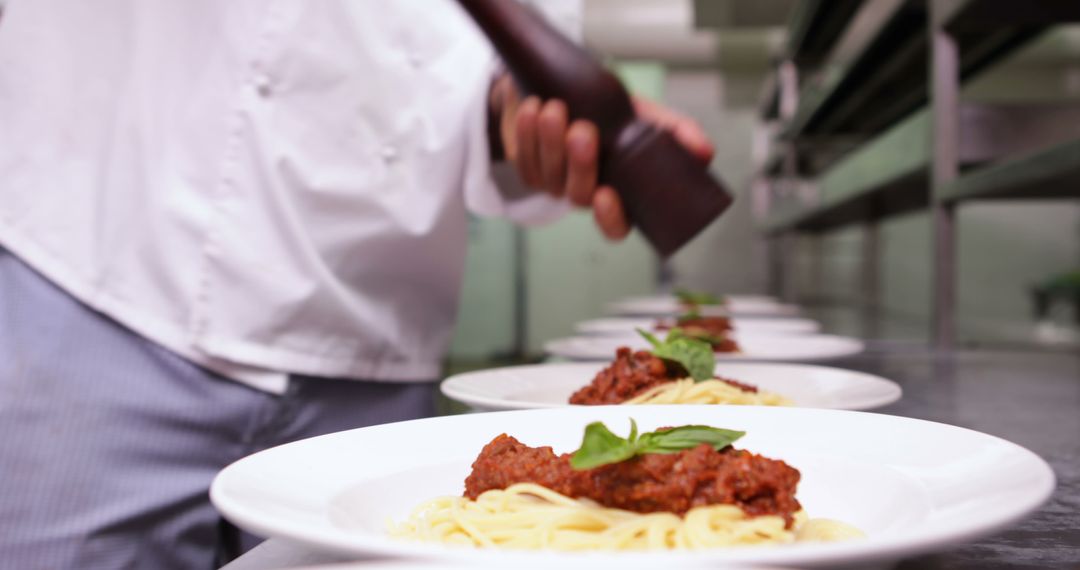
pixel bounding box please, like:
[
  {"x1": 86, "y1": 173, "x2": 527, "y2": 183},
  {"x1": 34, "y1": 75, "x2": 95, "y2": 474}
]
[
  {"x1": 576, "y1": 315, "x2": 822, "y2": 336},
  {"x1": 443, "y1": 330, "x2": 894, "y2": 411},
  {"x1": 440, "y1": 360, "x2": 901, "y2": 411},
  {"x1": 544, "y1": 331, "x2": 866, "y2": 363},
  {"x1": 607, "y1": 292, "x2": 801, "y2": 318},
  {"x1": 211, "y1": 406, "x2": 1055, "y2": 568}
]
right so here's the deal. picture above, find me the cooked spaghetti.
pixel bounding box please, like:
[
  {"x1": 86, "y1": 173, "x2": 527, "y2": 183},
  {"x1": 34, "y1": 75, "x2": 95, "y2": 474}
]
[
  {"x1": 388, "y1": 483, "x2": 861, "y2": 550},
  {"x1": 625, "y1": 378, "x2": 793, "y2": 406}
]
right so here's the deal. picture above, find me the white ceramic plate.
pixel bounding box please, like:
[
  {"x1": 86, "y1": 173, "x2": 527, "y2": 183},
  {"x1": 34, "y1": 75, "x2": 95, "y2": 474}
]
[
  {"x1": 441, "y1": 362, "x2": 901, "y2": 411},
  {"x1": 576, "y1": 316, "x2": 821, "y2": 336},
  {"x1": 544, "y1": 333, "x2": 865, "y2": 362},
  {"x1": 608, "y1": 295, "x2": 800, "y2": 317},
  {"x1": 211, "y1": 406, "x2": 1055, "y2": 568}
]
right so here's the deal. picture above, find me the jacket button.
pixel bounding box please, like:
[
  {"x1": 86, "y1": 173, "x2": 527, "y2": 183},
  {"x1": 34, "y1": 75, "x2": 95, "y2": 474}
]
[
  {"x1": 254, "y1": 74, "x2": 273, "y2": 97},
  {"x1": 381, "y1": 145, "x2": 399, "y2": 163}
]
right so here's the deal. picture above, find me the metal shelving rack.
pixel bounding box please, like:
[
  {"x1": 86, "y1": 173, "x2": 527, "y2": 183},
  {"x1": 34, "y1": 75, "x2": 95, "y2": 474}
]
[{"x1": 757, "y1": 0, "x2": 1080, "y2": 348}]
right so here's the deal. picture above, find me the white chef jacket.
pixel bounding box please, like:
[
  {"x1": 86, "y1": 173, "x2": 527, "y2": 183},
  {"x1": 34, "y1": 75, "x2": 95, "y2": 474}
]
[{"x1": 0, "y1": 0, "x2": 578, "y2": 392}]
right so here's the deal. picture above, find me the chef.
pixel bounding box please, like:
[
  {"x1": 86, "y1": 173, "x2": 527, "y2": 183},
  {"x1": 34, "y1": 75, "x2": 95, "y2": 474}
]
[{"x1": 0, "y1": 1, "x2": 713, "y2": 567}]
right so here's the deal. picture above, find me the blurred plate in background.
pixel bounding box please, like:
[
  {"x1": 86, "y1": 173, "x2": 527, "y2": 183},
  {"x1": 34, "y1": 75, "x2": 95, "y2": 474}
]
[
  {"x1": 441, "y1": 362, "x2": 901, "y2": 411},
  {"x1": 544, "y1": 333, "x2": 865, "y2": 362},
  {"x1": 575, "y1": 316, "x2": 821, "y2": 336},
  {"x1": 608, "y1": 295, "x2": 801, "y2": 317}
]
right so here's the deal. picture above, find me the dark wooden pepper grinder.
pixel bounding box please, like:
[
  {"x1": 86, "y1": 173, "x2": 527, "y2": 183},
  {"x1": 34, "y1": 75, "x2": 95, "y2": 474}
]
[{"x1": 458, "y1": 0, "x2": 733, "y2": 257}]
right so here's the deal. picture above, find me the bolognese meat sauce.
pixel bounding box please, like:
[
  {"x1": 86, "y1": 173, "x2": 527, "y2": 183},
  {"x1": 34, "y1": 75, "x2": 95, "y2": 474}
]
[
  {"x1": 569, "y1": 348, "x2": 678, "y2": 405},
  {"x1": 463, "y1": 434, "x2": 802, "y2": 526},
  {"x1": 569, "y1": 347, "x2": 758, "y2": 404}
]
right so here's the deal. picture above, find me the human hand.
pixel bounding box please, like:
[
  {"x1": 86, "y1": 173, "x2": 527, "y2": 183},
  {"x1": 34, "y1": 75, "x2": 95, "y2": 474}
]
[{"x1": 491, "y1": 74, "x2": 714, "y2": 241}]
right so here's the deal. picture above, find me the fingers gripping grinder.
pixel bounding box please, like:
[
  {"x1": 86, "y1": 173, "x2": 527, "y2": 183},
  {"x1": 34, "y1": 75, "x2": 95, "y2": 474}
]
[{"x1": 459, "y1": 0, "x2": 733, "y2": 256}]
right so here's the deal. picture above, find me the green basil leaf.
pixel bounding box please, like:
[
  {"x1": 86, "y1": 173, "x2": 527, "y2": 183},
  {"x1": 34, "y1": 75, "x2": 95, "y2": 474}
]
[
  {"x1": 681, "y1": 327, "x2": 727, "y2": 346},
  {"x1": 637, "y1": 425, "x2": 745, "y2": 453},
  {"x1": 570, "y1": 420, "x2": 745, "y2": 470},
  {"x1": 677, "y1": 307, "x2": 702, "y2": 322},
  {"x1": 674, "y1": 289, "x2": 722, "y2": 306},
  {"x1": 636, "y1": 328, "x2": 662, "y2": 349},
  {"x1": 570, "y1": 421, "x2": 636, "y2": 470},
  {"x1": 664, "y1": 327, "x2": 690, "y2": 342},
  {"x1": 649, "y1": 331, "x2": 715, "y2": 382}
]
